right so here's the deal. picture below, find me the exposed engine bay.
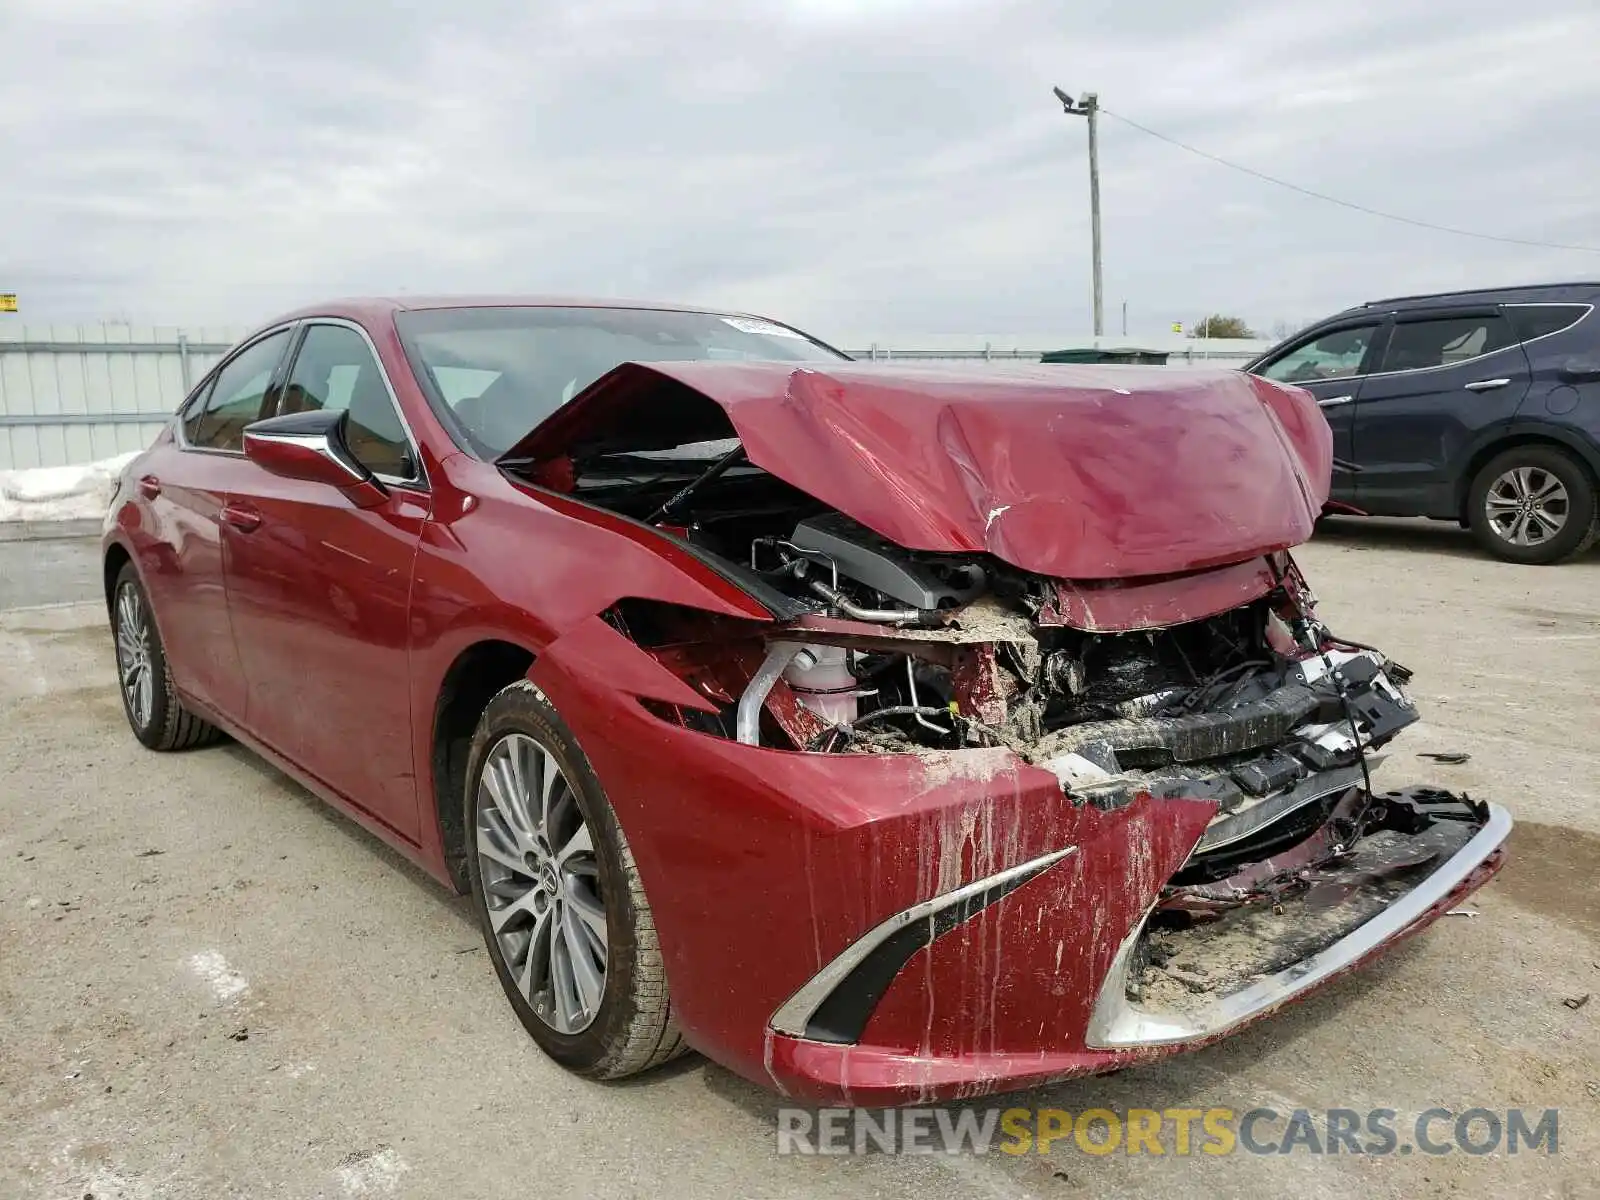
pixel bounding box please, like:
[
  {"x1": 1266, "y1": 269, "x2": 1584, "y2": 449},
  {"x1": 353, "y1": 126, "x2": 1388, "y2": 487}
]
[{"x1": 519, "y1": 440, "x2": 1433, "y2": 891}]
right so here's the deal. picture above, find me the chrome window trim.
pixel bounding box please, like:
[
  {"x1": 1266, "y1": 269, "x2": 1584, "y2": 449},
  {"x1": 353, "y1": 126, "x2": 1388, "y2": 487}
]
[
  {"x1": 1261, "y1": 303, "x2": 1594, "y2": 389},
  {"x1": 291, "y1": 317, "x2": 430, "y2": 492},
  {"x1": 174, "y1": 321, "x2": 301, "y2": 457},
  {"x1": 767, "y1": 844, "x2": 1078, "y2": 1039}
]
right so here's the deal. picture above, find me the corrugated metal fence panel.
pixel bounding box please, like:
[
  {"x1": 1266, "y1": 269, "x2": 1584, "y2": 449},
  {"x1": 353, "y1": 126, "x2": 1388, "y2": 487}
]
[{"x1": 0, "y1": 324, "x2": 241, "y2": 469}]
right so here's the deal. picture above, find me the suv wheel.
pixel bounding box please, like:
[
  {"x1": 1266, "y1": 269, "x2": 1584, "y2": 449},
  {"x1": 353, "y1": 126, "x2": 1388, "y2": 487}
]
[
  {"x1": 1466, "y1": 446, "x2": 1599, "y2": 564},
  {"x1": 463, "y1": 680, "x2": 686, "y2": 1079}
]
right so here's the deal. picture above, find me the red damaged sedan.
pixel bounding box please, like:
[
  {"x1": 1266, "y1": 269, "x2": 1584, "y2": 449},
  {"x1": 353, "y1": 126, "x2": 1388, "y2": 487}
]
[{"x1": 103, "y1": 298, "x2": 1510, "y2": 1103}]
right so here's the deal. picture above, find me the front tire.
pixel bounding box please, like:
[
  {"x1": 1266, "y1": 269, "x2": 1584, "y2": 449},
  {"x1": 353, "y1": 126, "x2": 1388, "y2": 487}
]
[
  {"x1": 111, "y1": 563, "x2": 224, "y2": 751},
  {"x1": 463, "y1": 680, "x2": 685, "y2": 1079},
  {"x1": 1466, "y1": 446, "x2": 1598, "y2": 564}
]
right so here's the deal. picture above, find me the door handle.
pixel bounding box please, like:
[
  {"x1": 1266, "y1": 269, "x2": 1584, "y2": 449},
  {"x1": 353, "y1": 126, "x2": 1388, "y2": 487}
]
[
  {"x1": 138, "y1": 474, "x2": 162, "y2": 499},
  {"x1": 1317, "y1": 394, "x2": 1354, "y2": 408},
  {"x1": 1465, "y1": 378, "x2": 1511, "y2": 392},
  {"x1": 220, "y1": 503, "x2": 262, "y2": 533}
]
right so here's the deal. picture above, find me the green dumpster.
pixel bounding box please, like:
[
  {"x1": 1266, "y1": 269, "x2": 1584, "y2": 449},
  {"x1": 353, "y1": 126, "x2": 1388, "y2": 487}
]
[{"x1": 1039, "y1": 347, "x2": 1170, "y2": 366}]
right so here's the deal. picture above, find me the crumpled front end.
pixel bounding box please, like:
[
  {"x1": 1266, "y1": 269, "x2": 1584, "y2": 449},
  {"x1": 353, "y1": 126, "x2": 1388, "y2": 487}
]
[
  {"x1": 522, "y1": 543, "x2": 1507, "y2": 1104},
  {"x1": 500, "y1": 362, "x2": 1509, "y2": 1104}
]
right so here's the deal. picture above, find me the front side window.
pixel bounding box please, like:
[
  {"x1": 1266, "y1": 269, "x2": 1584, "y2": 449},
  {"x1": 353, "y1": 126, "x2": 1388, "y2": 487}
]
[
  {"x1": 1379, "y1": 314, "x2": 1515, "y2": 373},
  {"x1": 1258, "y1": 324, "x2": 1378, "y2": 383},
  {"x1": 281, "y1": 324, "x2": 417, "y2": 480},
  {"x1": 189, "y1": 330, "x2": 292, "y2": 452},
  {"x1": 396, "y1": 306, "x2": 846, "y2": 458}
]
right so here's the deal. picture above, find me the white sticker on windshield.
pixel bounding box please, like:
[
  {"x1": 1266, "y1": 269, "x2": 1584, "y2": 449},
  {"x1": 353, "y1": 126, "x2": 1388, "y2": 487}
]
[{"x1": 721, "y1": 316, "x2": 806, "y2": 339}]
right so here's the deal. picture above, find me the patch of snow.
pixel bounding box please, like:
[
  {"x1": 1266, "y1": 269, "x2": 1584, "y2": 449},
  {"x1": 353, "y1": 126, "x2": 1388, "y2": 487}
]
[
  {"x1": 0, "y1": 451, "x2": 139, "y2": 522},
  {"x1": 187, "y1": 949, "x2": 249, "y2": 1002}
]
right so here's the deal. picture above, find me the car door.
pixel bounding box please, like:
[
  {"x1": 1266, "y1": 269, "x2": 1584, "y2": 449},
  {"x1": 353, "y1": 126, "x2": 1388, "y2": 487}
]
[
  {"x1": 1350, "y1": 308, "x2": 1531, "y2": 517},
  {"x1": 1252, "y1": 319, "x2": 1385, "y2": 504},
  {"x1": 130, "y1": 327, "x2": 296, "y2": 721},
  {"x1": 221, "y1": 319, "x2": 429, "y2": 840}
]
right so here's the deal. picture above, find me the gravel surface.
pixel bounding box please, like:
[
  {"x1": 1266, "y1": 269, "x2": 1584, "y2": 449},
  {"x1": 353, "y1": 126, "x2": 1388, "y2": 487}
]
[{"x1": 1, "y1": 520, "x2": 1596, "y2": 1198}]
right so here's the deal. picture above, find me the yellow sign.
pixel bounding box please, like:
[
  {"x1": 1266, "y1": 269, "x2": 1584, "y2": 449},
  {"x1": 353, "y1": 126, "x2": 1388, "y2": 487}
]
[
  {"x1": 0, "y1": 294, "x2": 16, "y2": 313},
  {"x1": 1171, "y1": 321, "x2": 1183, "y2": 334}
]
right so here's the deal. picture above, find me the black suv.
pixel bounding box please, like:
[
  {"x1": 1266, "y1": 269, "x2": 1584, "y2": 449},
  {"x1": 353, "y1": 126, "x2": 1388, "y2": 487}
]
[{"x1": 1246, "y1": 282, "x2": 1600, "y2": 563}]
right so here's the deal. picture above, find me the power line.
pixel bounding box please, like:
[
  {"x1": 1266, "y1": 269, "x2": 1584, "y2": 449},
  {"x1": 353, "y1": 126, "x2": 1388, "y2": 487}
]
[{"x1": 1100, "y1": 107, "x2": 1600, "y2": 254}]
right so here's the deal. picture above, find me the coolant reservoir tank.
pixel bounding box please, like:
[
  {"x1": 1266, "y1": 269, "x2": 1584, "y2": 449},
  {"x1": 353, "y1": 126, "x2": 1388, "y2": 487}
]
[{"x1": 783, "y1": 645, "x2": 858, "y2": 726}]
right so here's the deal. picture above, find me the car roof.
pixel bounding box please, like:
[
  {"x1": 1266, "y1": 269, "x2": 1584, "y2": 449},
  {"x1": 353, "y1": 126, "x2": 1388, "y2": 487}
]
[
  {"x1": 263, "y1": 294, "x2": 765, "y2": 327},
  {"x1": 1326, "y1": 281, "x2": 1600, "y2": 320}
]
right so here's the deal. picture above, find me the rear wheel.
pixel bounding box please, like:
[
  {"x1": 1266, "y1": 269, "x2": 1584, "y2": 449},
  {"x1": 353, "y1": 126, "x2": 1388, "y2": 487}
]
[
  {"x1": 1466, "y1": 446, "x2": 1598, "y2": 564},
  {"x1": 464, "y1": 680, "x2": 685, "y2": 1079},
  {"x1": 111, "y1": 563, "x2": 224, "y2": 750}
]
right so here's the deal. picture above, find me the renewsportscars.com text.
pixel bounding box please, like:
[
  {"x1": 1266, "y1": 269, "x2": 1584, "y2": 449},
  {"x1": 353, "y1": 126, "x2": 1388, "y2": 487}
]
[{"x1": 776, "y1": 1106, "x2": 1560, "y2": 1157}]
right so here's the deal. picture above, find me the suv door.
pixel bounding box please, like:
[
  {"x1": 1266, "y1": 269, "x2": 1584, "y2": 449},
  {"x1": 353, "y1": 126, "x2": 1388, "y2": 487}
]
[
  {"x1": 130, "y1": 327, "x2": 295, "y2": 720},
  {"x1": 1252, "y1": 319, "x2": 1384, "y2": 504},
  {"x1": 1350, "y1": 308, "x2": 1530, "y2": 517},
  {"x1": 221, "y1": 320, "x2": 429, "y2": 839}
]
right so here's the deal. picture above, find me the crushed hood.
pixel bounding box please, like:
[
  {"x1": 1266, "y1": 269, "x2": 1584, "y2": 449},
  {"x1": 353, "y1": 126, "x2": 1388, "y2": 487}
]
[{"x1": 501, "y1": 360, "x2": 1331, "y2": 580}]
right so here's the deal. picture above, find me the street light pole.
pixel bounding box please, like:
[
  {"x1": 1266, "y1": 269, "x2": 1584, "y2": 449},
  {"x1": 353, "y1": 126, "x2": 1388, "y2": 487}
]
[
  {"x1": 1052, "y1": 86, "x2": 1104, "y2": 340},
  {"x1": 1084, "y1": 92, "x2": 1103, "y2": 340}
]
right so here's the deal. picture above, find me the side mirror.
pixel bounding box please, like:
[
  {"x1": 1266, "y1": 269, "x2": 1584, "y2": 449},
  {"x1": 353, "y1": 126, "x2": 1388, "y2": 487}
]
[
  {"x1": 1557, "y1": 356, "x2": 1600, "y2": 384},
  {"x1": 242, "y1": 409, "x2": 388, "y2": 509}
]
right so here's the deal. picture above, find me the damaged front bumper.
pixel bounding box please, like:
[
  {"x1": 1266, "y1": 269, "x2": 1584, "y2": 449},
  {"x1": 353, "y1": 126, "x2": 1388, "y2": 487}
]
[
  {"x1": 758, "y1": 785, "x2": 1509, "y2": 1105},
  {"x1": 1087, "y1": 795, "x2": 1512, "y2": 1050},
  {"x1": 531, "y1": 605, "x2": 1510, "y2": 1108}
]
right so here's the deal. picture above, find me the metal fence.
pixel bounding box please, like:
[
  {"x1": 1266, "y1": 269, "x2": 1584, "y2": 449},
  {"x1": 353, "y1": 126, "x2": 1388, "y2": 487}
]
[
  {"x1": 0, "y1": 326, "x2": 1262, "y2": 469},
  {"x1": 0, "y1": 325, "x2": 241, "y2": 469}
]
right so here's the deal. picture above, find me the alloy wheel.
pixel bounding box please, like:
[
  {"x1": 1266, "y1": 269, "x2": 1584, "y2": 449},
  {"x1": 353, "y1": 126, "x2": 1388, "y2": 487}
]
[
  {"x1": 115, "y1": 583, "x2": 155, "y2": 729},
  {"x1": 474, "y1": 732, "x2": 608, "y2": 1034},
  {"x1": 1484, "y1": 466, "x2": 1569, "y2": 547}
]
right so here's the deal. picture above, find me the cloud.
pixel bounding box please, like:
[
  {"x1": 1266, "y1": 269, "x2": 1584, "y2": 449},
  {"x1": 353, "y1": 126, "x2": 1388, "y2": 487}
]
[{"x1": 2, "y1": 0, "x2": 1597, "y2": 341}]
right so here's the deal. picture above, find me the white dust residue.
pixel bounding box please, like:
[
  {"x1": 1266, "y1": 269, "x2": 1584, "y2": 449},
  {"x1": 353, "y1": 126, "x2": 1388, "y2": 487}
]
[
  {"x1": 336, "y1": 1147, "x2": 410, "y2": 1196},
  {"x1": 187, "y1": 949, "x2": 249, "y2": 1002}
]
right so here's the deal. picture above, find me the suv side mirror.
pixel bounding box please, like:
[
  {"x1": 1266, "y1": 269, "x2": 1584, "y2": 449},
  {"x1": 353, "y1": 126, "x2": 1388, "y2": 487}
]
[
  {"x1": 1557, "y1": 356, "x2": 1600, "y2": 384},
  {"x1": 242, "y1": 409, "x2": 388, "y2": 509}
]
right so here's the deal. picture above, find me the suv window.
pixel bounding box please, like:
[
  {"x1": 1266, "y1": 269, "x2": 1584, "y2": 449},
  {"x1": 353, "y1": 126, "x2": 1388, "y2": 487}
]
[
  {"x1": 1258, "y1": 324, "x2": 1378, "y2": 383},
  {"x1": 1379, "y1": 314, "x2": 1515, "y2": 373},
  {"x1": 281, "y1": 323, "x2": 417, "y2": 480},
  {"x1": 189, "y1": 330, "x2": 291, "y2": 452},
  {"x1": 1507, "y1": 304, "x2": 1588, "y2": 343}
]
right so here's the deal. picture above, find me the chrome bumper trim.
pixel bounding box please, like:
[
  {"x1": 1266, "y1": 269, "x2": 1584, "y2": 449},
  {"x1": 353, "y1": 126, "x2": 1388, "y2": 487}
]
[
  {"x1": 769, "y1": 844, "x2": 1077, "y2": 1039},
  {"x1": 1085, "y1": 802, "x2": 1512, "y2": 1049}
]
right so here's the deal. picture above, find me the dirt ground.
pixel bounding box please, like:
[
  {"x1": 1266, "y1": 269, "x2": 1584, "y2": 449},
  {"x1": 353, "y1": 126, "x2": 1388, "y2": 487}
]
[{"x1": 1, "y1": 518, "x2": 1596, "y2": 1199}]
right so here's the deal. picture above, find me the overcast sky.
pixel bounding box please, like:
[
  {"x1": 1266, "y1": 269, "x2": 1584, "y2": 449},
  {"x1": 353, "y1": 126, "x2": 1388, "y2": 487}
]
[{"x1": 2, "y1": 0, "x2": 1598, "y2": 341}]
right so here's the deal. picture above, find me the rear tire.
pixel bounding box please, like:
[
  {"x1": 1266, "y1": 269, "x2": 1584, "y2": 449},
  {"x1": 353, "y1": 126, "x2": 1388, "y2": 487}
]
[
  {"x1": 1466, "y1": 446, "x2": 1598, "y2": 564},
  {"x1": 111, "y1": 563, "x2": 225, "y2": 751},
  {"x1": 463, "y1": 680, "x2": 686, "y2": 1079}
]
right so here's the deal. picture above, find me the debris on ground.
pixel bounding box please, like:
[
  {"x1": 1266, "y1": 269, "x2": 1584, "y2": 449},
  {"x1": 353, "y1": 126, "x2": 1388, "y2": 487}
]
[
  {"x1": 1417, "y1": 751, "x2": 1471, "y2": 764},
  {"x1": 1563, "y1": 994, "x2": 1591, "y2": 1011}
]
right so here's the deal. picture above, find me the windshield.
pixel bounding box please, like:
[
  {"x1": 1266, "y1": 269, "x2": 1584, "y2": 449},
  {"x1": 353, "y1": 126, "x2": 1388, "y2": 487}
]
[{"x1": 395, "y1": 305, "x2": 847, "y2": 458}]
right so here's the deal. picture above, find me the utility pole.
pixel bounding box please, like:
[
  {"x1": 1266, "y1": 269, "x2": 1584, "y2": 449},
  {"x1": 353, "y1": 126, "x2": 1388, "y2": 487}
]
[{"x1": 1052, "y1": 86, "x2": 1104, "y2": 340}]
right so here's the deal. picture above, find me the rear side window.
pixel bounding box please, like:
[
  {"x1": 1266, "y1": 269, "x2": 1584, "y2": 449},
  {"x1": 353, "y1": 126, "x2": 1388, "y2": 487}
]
[
  {"x1": 1379, "y1": 314, "x2": 1515, "y2": 373},
  {"x1": 189, "y1": 330, "x2": 291, "y2": 452},
  {"x1": 1507, "y1": 304, "x2": 1588, "y2": 343}
]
